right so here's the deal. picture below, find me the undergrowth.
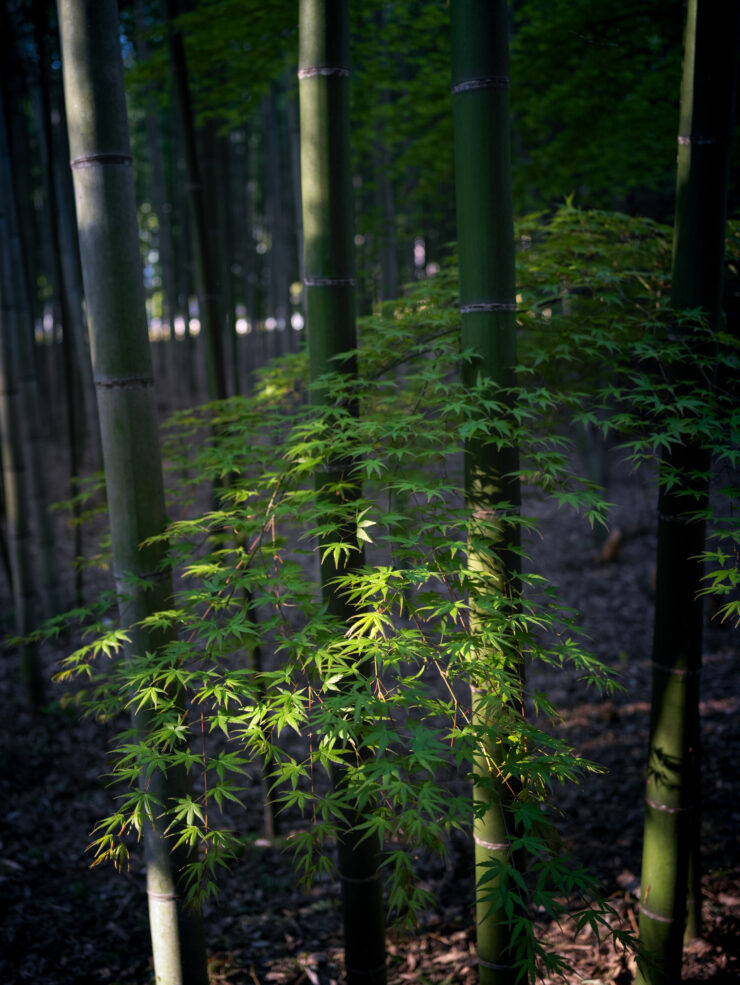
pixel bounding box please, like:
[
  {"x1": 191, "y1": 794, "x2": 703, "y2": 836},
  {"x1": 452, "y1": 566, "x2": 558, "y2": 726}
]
[{"x1": 35, "y1": 206, "x2": 740, "y2": 982}]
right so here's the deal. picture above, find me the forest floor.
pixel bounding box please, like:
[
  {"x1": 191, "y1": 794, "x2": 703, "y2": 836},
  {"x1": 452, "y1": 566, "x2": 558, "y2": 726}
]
[{"x1": 1, "y1": 414, "x2": 739, "y2": 985}]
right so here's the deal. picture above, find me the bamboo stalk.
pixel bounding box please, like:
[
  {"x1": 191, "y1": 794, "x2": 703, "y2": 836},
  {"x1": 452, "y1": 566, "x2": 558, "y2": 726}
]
[
  {"x1": 134, "y1": 0, "x2": 181, "y2": 410},
  {"x1": 165, "y1": 0, "x2": 227, "y2": 401},
  {"x1": 637, "y1": 2, "x2": 740, "y2": 982},
  {"x1": 451, "y1": 3, "x2": 523, "y2": 982},
  {"x1": 33, "y1": 0, "x2": 85, "y2": 608},
  {"x1": 0, "y1": 1, "x2": 63, "y2": 621},
  {"x1": 0, "y1": 103, "x2": 44, "y2": 705},
  {"x1": 299, "y1": 3, "x2": 386, "y2": 982},
  {"x1": 57, "y1": 3, "x2": 209, "y2": 982}
]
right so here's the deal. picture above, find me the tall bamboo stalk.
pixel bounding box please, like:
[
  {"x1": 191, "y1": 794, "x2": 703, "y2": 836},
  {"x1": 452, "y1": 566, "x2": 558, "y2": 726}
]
[
  {"x1": 0, "y1": 88, "x2": 44, "y2": 707},
  {"x1": 266, "y1": 84, "x2": 290, "y2": 354},
  {"x1": 57, "y1": 3, "x2": 208, "y2": 982},
  {"x1": 0, "y1": 0, "x2": 62, "y2": 623},
  {"x1": 51, "y1": 84, "x2": 102, "y2": 469},
  {"x1": 0, "y1": 0, "x2": 38, "y2": 332},
  {"x1": 372, "y1": 9, "x2": 398, "y2": 306},
  {"x1": 0, "y1": 226, "x2": 42, "y2": 707},
  {"x1": 299, "y1": 2, "x2": 386, "y2": 982},
  {"x1": 216, "y1": 130, "x2": 239, "y2": 391},
  {"x1": 33, "y1": 0, "x2": 86, "y2": 607},
  {"x1": 451, "y1": 3, "x2": 522, "y2": 983},
  {"x1": 286, "y1": 92, "x2": 305, "y2": 324},
  {"x1": 636, "y1": 3, "x2": 739, "y2": 983},
  {"x1": 134, "y1": 0, "x2": 181, "y2": 407},
  {"x1": 165, "y1": 0, "x2": 227, "y2": 401},
  {"x1": 235, "y1": 124, "x2": 258, "y2": 383}
]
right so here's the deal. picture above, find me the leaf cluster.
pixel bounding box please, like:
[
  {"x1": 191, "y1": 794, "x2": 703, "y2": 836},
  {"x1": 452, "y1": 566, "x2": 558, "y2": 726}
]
[{"x1": 49, "y1": 207, "x2": 740, "y2": 980}]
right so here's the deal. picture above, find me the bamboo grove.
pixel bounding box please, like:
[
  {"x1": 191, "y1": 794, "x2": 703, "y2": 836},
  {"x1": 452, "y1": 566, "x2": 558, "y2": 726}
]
[{"x1": 1, "y1": 1, "x2": 739, "y2": 984}]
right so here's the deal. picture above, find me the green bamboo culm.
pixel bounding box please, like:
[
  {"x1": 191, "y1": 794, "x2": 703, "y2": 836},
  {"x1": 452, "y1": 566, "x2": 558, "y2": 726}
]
[
  {"x1": 298, "y1": 2, "x2": 386, "y2": 982},
  {"x1": 0, "y1": 85, "x2": 44, "y2": 706},
  {"x1": 56, "y1": 3, "x2": 209, "y2": 983},
  {"x1": 451, "y1": 2, "x2": 523, "y2": 983},
  {"x1": 33, "y1": 0, "x2": 86, "y2": 608},
  {"x1": 0, "y1": 4, "x2": 63, "y2": 627},
  {"x1": 165, "y1": 0, "x2": 227, "y2": 402},
  {"x1": 636, "y1": 2, "x2": 740, "y2": 983}
]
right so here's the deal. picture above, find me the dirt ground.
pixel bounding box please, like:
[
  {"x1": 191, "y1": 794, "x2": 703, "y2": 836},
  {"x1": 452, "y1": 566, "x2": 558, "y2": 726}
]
[{"x1": 1, "y1": 406, "x2": 738, "y2": 985}]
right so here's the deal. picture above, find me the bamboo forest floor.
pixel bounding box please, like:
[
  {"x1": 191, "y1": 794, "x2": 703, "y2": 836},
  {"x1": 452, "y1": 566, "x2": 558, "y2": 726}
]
[{"x1": 1, "y1": 425, "x2": 739, "y2": 985}]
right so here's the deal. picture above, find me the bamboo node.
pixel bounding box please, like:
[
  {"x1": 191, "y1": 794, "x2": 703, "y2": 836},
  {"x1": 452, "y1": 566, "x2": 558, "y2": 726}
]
[
  {"x1": 304, "y1": 276, "x2": 356, "y2": 287},
  {"x1": 638, "y1": 903, "x2": 675, "y2": 924},
  {"x1": 451, "y1": 77, "x2": 510, "y2": 94},
  {"x1": 298, "y1": 66, "x2": 350, "y2": 79},
  {"x1": 94, "y1": 375, "x2": 155, "y2": 389},
  {"x1": 478, "y1": 958, "x2": 514, "y2": 970},
  {"x1": 344, "y1": 962, "x2": 387, "y2": 976},
  {"x1": 657, "y1": 509, "x2": 698, "y2": 525},
  {"x1": 147, "y1": 889, "x2": 180, "y2": 902},
  {"x1": 472, "y1": 507, "x2": 499, "y2": 521},
  {"x1": 114, "y1": 567, "x2": 169, "y2": 584},
  {"x1": 645, "y1": 796, "x2": 696, "y2": 815},
  {"x1": 474, "y1": 835, "x2": 511, "y2": 852},
  {"x1": 70, "y1": 153, "x2": 133, "y2": 169},
  {"x1": 678, "y1": 134, "x2": 723, "y2": 145},
  {"x1": 651, "y1": 660, "x2": 701, "y2": 678},
  {"x1": 340, "y1": 872, "x2": 381, "y2": 885},
  {"x1": 460, "y1": 301, "x2": 517, "y2": 314}
]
